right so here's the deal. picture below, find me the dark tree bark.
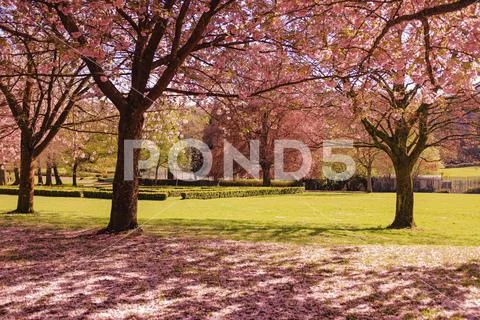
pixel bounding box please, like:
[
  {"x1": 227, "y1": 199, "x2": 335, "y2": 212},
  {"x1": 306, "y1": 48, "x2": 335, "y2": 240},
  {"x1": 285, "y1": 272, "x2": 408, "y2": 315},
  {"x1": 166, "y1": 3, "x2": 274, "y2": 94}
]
[
  {"x1": 0, "y1": 164, "x2": 6, "y2": 185},
  {"x1": 45, "y1": 160, "x2": 53, "y2": 186},
  {"x1": 72, "y1": 162, "x2": 78, "y2": 187},
  {"x1": 13, "y1": 167, "x2": 20, "y2": 185},
  {"x1": 261, "y1": 163, "x2": 272, "y2": 186},
  {"x1": 259, "y1": 111, "x2": 273, "y2": 187},
  {"x1": 36, "y1": 166, "x2": 43, "y2": 186},
  {"x1": 154, "y1": 163, "x2": 161, "y2": 185},
  {"x1": 53, "y1": 165, "x2": 63, "y2": 185},
  {"x1": 359, "y1": 84, "x2": 432, "y2": 229},
  {"x1": 16, "y1": 134, "x2": 35, "y2": 213},
  {"x1": 107, "y1": 109, "x2": 145, "y2": 232},
  {"x1": 389, "y1": 161, "x2": 415, "y2": 228},
  {"x1": 36, "y1": 167, "x2": 43, "y2": 185},
  {"x1": 366, "y1": 167, "x2": 373, "y2": 193}
]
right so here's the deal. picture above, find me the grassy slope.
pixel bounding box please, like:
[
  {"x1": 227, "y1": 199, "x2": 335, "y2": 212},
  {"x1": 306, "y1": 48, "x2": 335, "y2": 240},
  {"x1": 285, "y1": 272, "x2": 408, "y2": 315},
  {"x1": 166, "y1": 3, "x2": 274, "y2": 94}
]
[
  {"x1": 1, "y1": 192, "x2": 479, "y2": 245},
  {"x1": 439, "y1": 166, "x2": 480, "y2": 177}
]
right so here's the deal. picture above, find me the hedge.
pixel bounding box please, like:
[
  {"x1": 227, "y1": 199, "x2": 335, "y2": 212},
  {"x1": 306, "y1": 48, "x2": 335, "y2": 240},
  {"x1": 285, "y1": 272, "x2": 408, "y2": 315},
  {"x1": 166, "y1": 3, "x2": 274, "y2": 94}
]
[
  {"x1": 0, "y1": 187, "x2": 20, "y2": 195},
  {"x1": 139, "y1": 178, "x2": 301, "y2": 187},
  {"x1": 181, "y1": 187, "x2": 305, "y2": 200},
  {"x1": 0, "y1": 187, "x2": 168, "y2": 201},
  {"x1": 83, "y1": 190, "x2": 113, "y2": 199},
  {"x1": 84, "y1": 190, "x2": 168, "y2": 201},
  {"x1": 96, "y1": 186, "x2": 222, "y2": 198},
  {"x1": 465, "y1": 187, "x2": 480, "y2": 194},
  {"x1": 219, "y1": 179, "x2": 299, "y2": 187},
  {"x1": 0, "y1": 187, "x2": 82, "y2": 198},
  {"x1": 35, "y1": 189, "x2": 82, "y2": 198},
  {"x1": 164, "y1": 188, "x2": 215, "y2": 197},
  {"x1": 138, "y1": 192, "x2": 168, "y2": 201}
]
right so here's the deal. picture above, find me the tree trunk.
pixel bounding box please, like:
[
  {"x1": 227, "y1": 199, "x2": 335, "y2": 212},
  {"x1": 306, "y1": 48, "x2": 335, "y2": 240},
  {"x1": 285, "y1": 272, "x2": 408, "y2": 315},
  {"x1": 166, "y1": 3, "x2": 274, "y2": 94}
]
[
  {"x1": 0, "y1": 164, "x2": 6, "y2": 185},
  {"x1": 107, "y1": 109, "x2": 145, "y2": 232},
  {"x1": 16, "y1": 136, "x2": 35, "y2": 213},
  {"x1": 154, "y1": 163, "x2": 160, "y2": 185},
  {"x1": 13, "y1": 167, "x2": 20, "y2": 185},
  {"x1": 45, "y1": 161, "x2": 52, "y2": 186},
  {"x1": 53, "y1": 165, "x2": 63, "y2": 185},
  {"x1": 366, "y1": 167, "x2": 373, "y2": 193},
  {"x1": 72, "y1": 162, "x2": 78, "y2": 187},
  {"x1": 37, "y1": 167, "x2": 43, "y2": 185},
  {"x1": 259, "y1": 111, "x2": 272, "y2": 187},
  {"x1": 261, "y1": 163, "x2": 272, "y2": 186},
  {"x1": 389, "y1": 163, "x2": 415, "y2": 229}
]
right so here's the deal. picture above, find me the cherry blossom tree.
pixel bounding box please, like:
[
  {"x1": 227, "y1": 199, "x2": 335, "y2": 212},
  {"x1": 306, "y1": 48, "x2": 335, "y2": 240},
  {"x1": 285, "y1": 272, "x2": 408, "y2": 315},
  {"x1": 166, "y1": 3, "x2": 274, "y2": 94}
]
[
  {"x1": 142, "y1": 102, "x2": 195, "y2": 182},
  {"x1": 56, "y1": 100, "x2": 118, "y2": 187},
  {"x1": 17, "y1": 0, "x2": 279, "y2": 231},
  {"x1": 0, "y1": 27, "x2": 90, "y2": 212},
  {"x1": 2, "y1": 0, "x2": 477, "y2": 231},
  {"x1": 181, "y1": 41, "x2": 334, "y2": 185},
  {"x1": 310, "y1": 0, "x2": 480, "y2": 228}
]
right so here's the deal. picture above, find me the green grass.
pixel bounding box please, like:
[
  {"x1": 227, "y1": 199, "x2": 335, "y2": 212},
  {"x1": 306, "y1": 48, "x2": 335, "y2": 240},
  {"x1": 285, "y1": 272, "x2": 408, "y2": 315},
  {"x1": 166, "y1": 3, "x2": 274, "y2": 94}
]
[
  {"x1": 439, "y1": 166, "x2": 480, "y2": 178},
  {"x1": 1, "y1": 192, "x2": 479, "y2": 245}
]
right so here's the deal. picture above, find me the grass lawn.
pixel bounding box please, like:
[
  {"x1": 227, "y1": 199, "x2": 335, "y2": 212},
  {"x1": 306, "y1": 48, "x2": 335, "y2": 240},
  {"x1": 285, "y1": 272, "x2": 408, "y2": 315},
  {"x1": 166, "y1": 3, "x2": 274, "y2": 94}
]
[
  {"x1": 2, "y1": 192, "x2": 480, "y2": 319},
  {"x1": 439, "y1": 166, "x2": 480, "y2": 177},
  {"x1": 1, "y1": 192, "x2": 479, "y2": 245}
]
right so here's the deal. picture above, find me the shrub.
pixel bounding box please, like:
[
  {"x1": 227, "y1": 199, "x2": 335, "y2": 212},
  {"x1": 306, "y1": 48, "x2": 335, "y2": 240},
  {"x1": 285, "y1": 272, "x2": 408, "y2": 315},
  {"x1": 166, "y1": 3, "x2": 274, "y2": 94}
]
[
  {"x1": 436, "y1": 189, "x2": 450, "y2": 194},
  {"x1": 84, "y1": 190, "x2": 167, "y2": 201},
  {"x1": 35, "y1": 189, "x2": 82, "y2": 198},
  {"x1": 83, "y1": 190, "x2": 113, "y2": 199},
  {"x1": 0, "y1": 187, "x2": 20, "y2": 195},
  {"x1": 138, "y1": 192, "x2": 168, "y2": 201},
  {"x1": 140, "y1": 178, "x2": 217, "y2": 187},
  {"x1": 219, "y1": 179, "x2": 299, "y2": 187},
  {"x1": 165, "y1": 189, "x2": 184, "y2": 197},
  {"x1": 465, "y1": 188, "x2": 480, "y2": 194},
  {"x1": 303, "y1": 176, "x2": 367, "y2": 191},
  {"x1": 181, "y1": 187, "x2": 305, "y2": 200},
  {"x1": 0, "y1": 187, "x2": 82, "y2": 198}
]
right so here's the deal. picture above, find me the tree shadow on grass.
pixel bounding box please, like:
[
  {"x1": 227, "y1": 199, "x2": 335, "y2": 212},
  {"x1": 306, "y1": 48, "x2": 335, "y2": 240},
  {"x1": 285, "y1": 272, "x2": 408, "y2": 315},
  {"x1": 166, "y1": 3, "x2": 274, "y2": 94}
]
[
  {"x1": 0, "y1": 210, "x2": 107, "y2": 230},
  {"x1": 0, "y1": 227, "x2": 479, "y2": 319},
  {"x1": 143, "y1": 218, "x2": 452, "y2": 245}
]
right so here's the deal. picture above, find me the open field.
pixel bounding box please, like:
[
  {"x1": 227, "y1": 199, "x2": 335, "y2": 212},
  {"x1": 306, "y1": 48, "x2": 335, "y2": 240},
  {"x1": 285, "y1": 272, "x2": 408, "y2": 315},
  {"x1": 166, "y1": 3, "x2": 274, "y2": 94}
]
[{"x1": 1, "y1": 192, "x2": 479, "y2": 245}]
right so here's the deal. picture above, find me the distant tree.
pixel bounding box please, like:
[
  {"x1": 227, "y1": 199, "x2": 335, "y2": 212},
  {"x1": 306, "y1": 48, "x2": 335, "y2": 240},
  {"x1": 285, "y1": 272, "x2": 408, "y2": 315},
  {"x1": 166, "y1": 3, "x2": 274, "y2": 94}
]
[
  {"x1": 142, "y1": 106, "x2": 191, "y2": 182},
  {"x1": 0, "y1": 30, "x2": 90, "y2": 212},
  {"x1": 0, "y1": 111, "x2": 19, "y2": 184},
  {"x1": 57, "y1": 101, "x2": 118, "y2": 187},
  {"x1": 0, "y1": 163, "x2": 6, "y2": 185},
  {"x1": 355, "y1": 147, "x2": 381, "y2": 193},
  {"x1": 197, "y1": 47, "x2": 327, "y2": 185}
]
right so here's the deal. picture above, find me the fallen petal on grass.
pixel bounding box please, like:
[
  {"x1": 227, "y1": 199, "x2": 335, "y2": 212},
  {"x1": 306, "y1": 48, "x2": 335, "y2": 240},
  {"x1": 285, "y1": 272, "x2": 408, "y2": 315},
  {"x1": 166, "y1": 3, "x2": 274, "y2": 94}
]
[{"x1": 0, "y1": 227, "x2": 479, "y2": 319}]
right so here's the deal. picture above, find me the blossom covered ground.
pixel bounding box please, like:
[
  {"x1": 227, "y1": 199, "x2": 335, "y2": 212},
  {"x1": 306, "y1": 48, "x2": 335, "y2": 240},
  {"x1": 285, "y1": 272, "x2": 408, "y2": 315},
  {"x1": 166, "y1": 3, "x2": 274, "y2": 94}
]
[{"x1": 0, "y1": 227, "x2": 479, "y2": 319}]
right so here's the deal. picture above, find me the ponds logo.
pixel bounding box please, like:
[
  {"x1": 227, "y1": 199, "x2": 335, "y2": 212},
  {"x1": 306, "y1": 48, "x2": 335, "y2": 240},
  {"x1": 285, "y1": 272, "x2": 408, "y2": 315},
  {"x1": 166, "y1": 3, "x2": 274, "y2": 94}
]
[{"x1": 124, "y1": 139, "x2": 356, "y2": 182}]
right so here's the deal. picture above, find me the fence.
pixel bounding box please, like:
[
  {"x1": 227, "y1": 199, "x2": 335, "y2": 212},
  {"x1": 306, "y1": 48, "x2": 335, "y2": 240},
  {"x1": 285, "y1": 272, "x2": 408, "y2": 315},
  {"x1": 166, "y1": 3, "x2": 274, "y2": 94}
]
[
  {"x1": 447, "y1": 177, "x2": 480, "y2": 193},
  {"x1": 372, "y1": 175, "x2": 480, "y2": 193}
]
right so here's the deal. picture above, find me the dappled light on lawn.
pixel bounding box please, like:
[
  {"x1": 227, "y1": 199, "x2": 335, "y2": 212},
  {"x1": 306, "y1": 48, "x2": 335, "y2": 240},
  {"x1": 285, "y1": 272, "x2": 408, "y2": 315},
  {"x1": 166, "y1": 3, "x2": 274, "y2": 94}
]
[{"x1": 1, "y1": 227, "x2": 479, "y2": 319}]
